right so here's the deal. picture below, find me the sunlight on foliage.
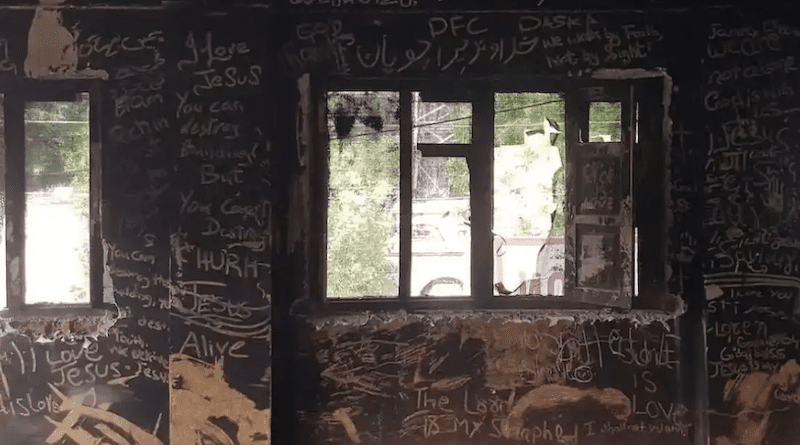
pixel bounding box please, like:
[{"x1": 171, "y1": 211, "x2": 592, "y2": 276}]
[
  {"x1": 324, "y1": 91, "x2": 622, "y2": 297},
  {"x1": 24, "y1": 97, "x2": 90, "y2": 304},
  {"x1": 25, "y1": 98, "x2": 90, "y2": 194},
  {"x1": 327, "y1": 132, "x2": 399, "y2": 298}
]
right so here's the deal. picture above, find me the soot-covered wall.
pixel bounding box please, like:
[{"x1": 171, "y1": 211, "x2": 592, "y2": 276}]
[
  {"x1": 0, "y1": 4, "x2": 272, "y2": 445},
  {"x1": 0, "y1": 2, "x2": 797, "y2": 445},
  {"x1": 276, "y1": 4, "x2": 800, "y2": 445}
]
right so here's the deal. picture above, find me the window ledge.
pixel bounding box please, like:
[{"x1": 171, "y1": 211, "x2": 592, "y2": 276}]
[
  {"x1": 0, "y1": 304, "x2": 118, "y2": 341},
  {"x1": 315, "y1": 293, "x2": 684, "y2": 319},
  {"x1": 307, "y1": 303, "x2": 684, "y2": 330}
]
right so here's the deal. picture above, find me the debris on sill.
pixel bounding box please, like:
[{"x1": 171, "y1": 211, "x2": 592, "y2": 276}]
[
  {"x1": 0, "y1": 308, "x2": 118, "y2": 342},
  {"x1": 308, "y1": 296, "x2": 687, "y2": 332}
]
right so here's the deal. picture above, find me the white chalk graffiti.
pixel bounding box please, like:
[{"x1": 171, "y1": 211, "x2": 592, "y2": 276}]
[
  {"x1": 44, "y1": 383, "x2": 163, "y2": 445},
  {"x1": 705, "y1": 272, "x2": 800, "y2": 290},
  {"x1": 170, "y1": 280, "x2": 271, "y2": 340}
]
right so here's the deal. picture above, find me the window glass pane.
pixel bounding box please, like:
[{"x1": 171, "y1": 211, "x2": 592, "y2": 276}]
[
  {"x1": 25, "y1": 94, "x2": 90, "y2": 304},
  {"x1": 589, "y1": 101, "x2": 622, "y2": 142},
  {"x1": 493, "y1": 92, "x2": 565, "y2": 296},
  {"x1": 415, "y1": 99, "x2": 471, "y2": 144},
  {"x1": 412, "y1": 156, "x2": 470, "y2": 297},
  {"x1": 327, "y1": 91, "x2": 399, "y2": 299}
]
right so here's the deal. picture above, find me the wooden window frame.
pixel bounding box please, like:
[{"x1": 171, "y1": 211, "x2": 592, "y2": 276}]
[
  {"x1": 311, "y1": 74, "x2": 670, "y2": 314},
  {"x1": 0, "y1": 79, "x2": 108, "y2": 317}
]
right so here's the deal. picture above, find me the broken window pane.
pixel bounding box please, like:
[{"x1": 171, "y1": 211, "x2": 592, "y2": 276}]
[
  {"x1": 25, "y1": 94, "x2": 90, "y2": 304},
  {"x1": 589, "y1": 101, "x2": 622, "y2": 142},
  {"x1": 412, "y1": 157, "x2": 470, "y2": 297},
  {"x1": 327, "y1": 91, "x2": 400, "y2": 298},
  {"x1": 493, "y1": 93, "x2": 565, "y2": 296}
]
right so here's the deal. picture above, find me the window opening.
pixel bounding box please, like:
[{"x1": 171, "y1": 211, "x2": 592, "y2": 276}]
[
  {"x1": 411, "y1": 96, "x2": 472, "y2": 297},
  {"x1": 23, "y1": 93, "x2": 90, "y2": 304},
  {"x1": 412, "y1": 156, "x2": 470, "y2": 297},
  {"x1": 589, "y1": 101, "x2": 622, "y2": 142},
  {"x1": 493, "y1": 93, "x2": 565, "y2": 297},
  {"x1": 321, "y1": 80, "x2": 656, "y2": 309},
  {"x1": 326, "y1": 91, "x2": 400, "y2": 299}
]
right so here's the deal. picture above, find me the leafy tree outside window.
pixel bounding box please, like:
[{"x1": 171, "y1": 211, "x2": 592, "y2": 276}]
[{"x1": 23, "y1": 95, "x2": 90, "y2": 304}]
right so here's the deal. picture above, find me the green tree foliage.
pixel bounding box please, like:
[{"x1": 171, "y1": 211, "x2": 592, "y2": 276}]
[
  {"x1": 445, "y1": 157, "x2": 469, "y2": 197},
  {"x1": 589, "y1": 101, "x2": 623, "y2": 142},
  {"x1": 25, "y1": 98, "x2": 90, "y2": 195},
  {"x1": 327, "y1": 134, "x2": 399, "y2": 297},
  {"x1": 323, "y1": 92, "x2": 624, "y2": 297},
  {"x1": 24, "y1": 98, "x2": 91, "y2": 303},
  {"x1": 326, "y1": 92, "x2": 400, "y2": 298}
]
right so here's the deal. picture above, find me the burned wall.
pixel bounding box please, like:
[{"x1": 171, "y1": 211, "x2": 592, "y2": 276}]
[
  {"x1": 0, "y1": 2, "x2": 797, "y2": 445},
  {"x1": 166, "y1": 9, "x2": 272, "y2": 445},
  {"x1": 274, "y1": 4, "x2": 800, "y2": 445},
  {"x1": 0, "y1": 5, "x2": 273, "y2": 445},
  {"x1": 697, "y1": 7, "x2": 800, "y2": 445},
  {"x1": 293, "y1": 314, "x2": 688, "y2": 445},
  {"x1": 274, "y1": 7, "x2": 690, "y2": 445}
]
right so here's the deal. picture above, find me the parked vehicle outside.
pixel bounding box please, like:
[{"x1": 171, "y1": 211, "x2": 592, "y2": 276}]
[{"x1": 388, "y1": 197, "x2": 564, "y2": 297}]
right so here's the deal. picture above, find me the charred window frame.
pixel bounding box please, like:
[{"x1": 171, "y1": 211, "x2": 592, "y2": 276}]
[
  {"x1": 0, "y1": 79, "x2": 106, "y2": 316},
  {"x1": 311, "y1": 76, "x2": 670, "y2": 313}
]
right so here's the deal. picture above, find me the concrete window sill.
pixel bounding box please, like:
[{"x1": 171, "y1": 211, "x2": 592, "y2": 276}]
[{"x1": 0, "y1": 304, "x2": 118, "y2": 340}]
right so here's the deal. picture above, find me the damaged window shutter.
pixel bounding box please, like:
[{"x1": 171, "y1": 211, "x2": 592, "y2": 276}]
[{"x1": 564, "y1": 84, "x2": 634, "y2": 308}]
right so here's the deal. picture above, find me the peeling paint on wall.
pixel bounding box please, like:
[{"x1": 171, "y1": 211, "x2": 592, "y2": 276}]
[
  {"x1": 0, "y1": 236, "x2": 122, "y2": 341},
  {"x1": 712, "y1": 360, "x2": 800, "y2": 445},
  {"x1": 501, "y1": 384, "x2": 632, "y2": 439},
  {"x1": 24, "y1": 0, "x2": 107, "y2": 80},
  {"x1": 706, "y1": 284, "x2": 724, "y2": 300},
  {"x1": 45, "y1": 383, "x2": 164, "y2": 445},
  {"x1": 24, "y1": 0, "x2": 77, "y2": 77},
  {"x1": 308, "y1": 313, "x2": 687, "y2": 443},
  {"x1": 332, "y1": 407, "x2": 362, "y2": 444},
  {"x1": 0, "y1": 311, "x2": 117, "y2": 342},
  {"x1": 170, "y1": 353, "x2": 270, "y2": 445}
]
